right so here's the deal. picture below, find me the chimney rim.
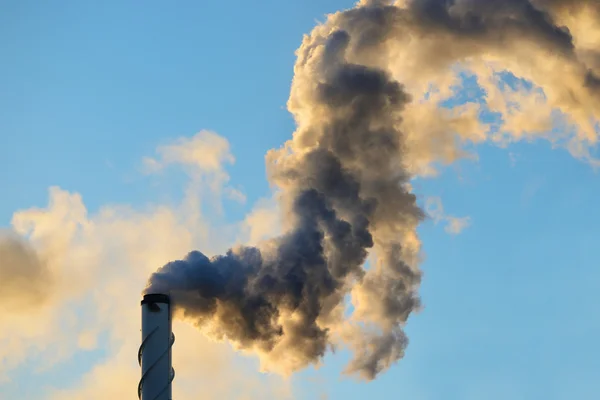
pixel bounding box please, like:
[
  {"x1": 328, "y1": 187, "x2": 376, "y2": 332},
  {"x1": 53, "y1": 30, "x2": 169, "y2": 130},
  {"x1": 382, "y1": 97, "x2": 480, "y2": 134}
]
[{"x1": 141, "y1": 293, "x2": 171, "y2": 305}]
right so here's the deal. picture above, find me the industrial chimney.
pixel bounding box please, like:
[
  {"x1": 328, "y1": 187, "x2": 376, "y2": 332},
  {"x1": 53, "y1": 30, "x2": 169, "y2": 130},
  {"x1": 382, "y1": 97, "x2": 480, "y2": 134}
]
[{"x1": 139, "y1": 293, "x2": 175, "y2": 400}]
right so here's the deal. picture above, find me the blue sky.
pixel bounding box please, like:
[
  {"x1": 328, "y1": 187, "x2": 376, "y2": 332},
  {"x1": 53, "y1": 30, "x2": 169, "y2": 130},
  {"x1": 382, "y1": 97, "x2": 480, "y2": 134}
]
[{"x1": 2, "y1": 1, "x2": 600, "y2": 399}]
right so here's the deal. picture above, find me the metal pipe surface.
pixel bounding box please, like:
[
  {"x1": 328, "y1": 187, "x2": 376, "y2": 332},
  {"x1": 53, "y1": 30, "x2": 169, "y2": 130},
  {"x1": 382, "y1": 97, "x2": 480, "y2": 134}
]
[{"x1": 139, "y1": 293, "x2": 175, "y2": 400}]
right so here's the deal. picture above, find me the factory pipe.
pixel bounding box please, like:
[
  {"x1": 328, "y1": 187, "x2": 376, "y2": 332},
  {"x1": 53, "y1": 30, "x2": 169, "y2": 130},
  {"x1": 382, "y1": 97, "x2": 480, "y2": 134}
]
[{"x1": 139, "y1": 293, "x2": 175, "y2": 400}]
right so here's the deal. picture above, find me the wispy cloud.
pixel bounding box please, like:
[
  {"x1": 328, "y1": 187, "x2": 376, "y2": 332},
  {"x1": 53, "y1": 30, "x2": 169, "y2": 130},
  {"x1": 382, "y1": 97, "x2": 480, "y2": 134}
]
[
  {"x1": 425, "y1": 197, "x2": 472, "y2": 235},
  {"x1": 142, "y1": 130, "x2": 235, "y2": 174}
]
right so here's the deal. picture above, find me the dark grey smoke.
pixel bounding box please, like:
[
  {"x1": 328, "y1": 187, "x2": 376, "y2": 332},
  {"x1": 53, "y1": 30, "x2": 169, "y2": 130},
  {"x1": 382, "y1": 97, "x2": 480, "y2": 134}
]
[
  {"x1": 146, "y1": 0, "x2": 596, "y2": 379},
  {"x1": 146, "y1": 27, "x2": 422, "y2": 376},
  {"x1": 149, "y1": 185, "x2": 372, "y2": 359},
  {"x1": 409, "y1": 0, "x2": 573, "y2": 48}
]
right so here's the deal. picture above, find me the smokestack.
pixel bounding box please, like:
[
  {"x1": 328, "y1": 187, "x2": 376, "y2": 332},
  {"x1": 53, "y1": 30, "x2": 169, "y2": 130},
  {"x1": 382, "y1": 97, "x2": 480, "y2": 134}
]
[{"x1": 138, "y1": 293, "x2": 175, "y2": 400}]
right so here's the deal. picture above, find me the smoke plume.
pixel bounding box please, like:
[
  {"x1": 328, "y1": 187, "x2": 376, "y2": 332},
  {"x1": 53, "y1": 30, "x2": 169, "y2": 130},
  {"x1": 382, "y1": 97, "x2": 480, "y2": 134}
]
[{"x1": 146, "y1": 0, "x2": 599, "y2": 379}]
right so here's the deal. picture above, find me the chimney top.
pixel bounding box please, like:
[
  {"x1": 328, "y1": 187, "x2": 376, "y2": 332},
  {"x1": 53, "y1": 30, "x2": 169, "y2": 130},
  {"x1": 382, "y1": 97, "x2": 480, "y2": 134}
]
[{"x1": 141, "y1": 293, "x2": 170, "y2": 305}]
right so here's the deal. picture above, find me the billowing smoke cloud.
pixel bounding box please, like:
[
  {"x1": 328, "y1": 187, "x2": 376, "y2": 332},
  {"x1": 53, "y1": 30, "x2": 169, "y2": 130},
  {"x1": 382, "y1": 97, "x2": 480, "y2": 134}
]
[{"x1": 146, "y1": 0, "x2": 599, "y2": 380}]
